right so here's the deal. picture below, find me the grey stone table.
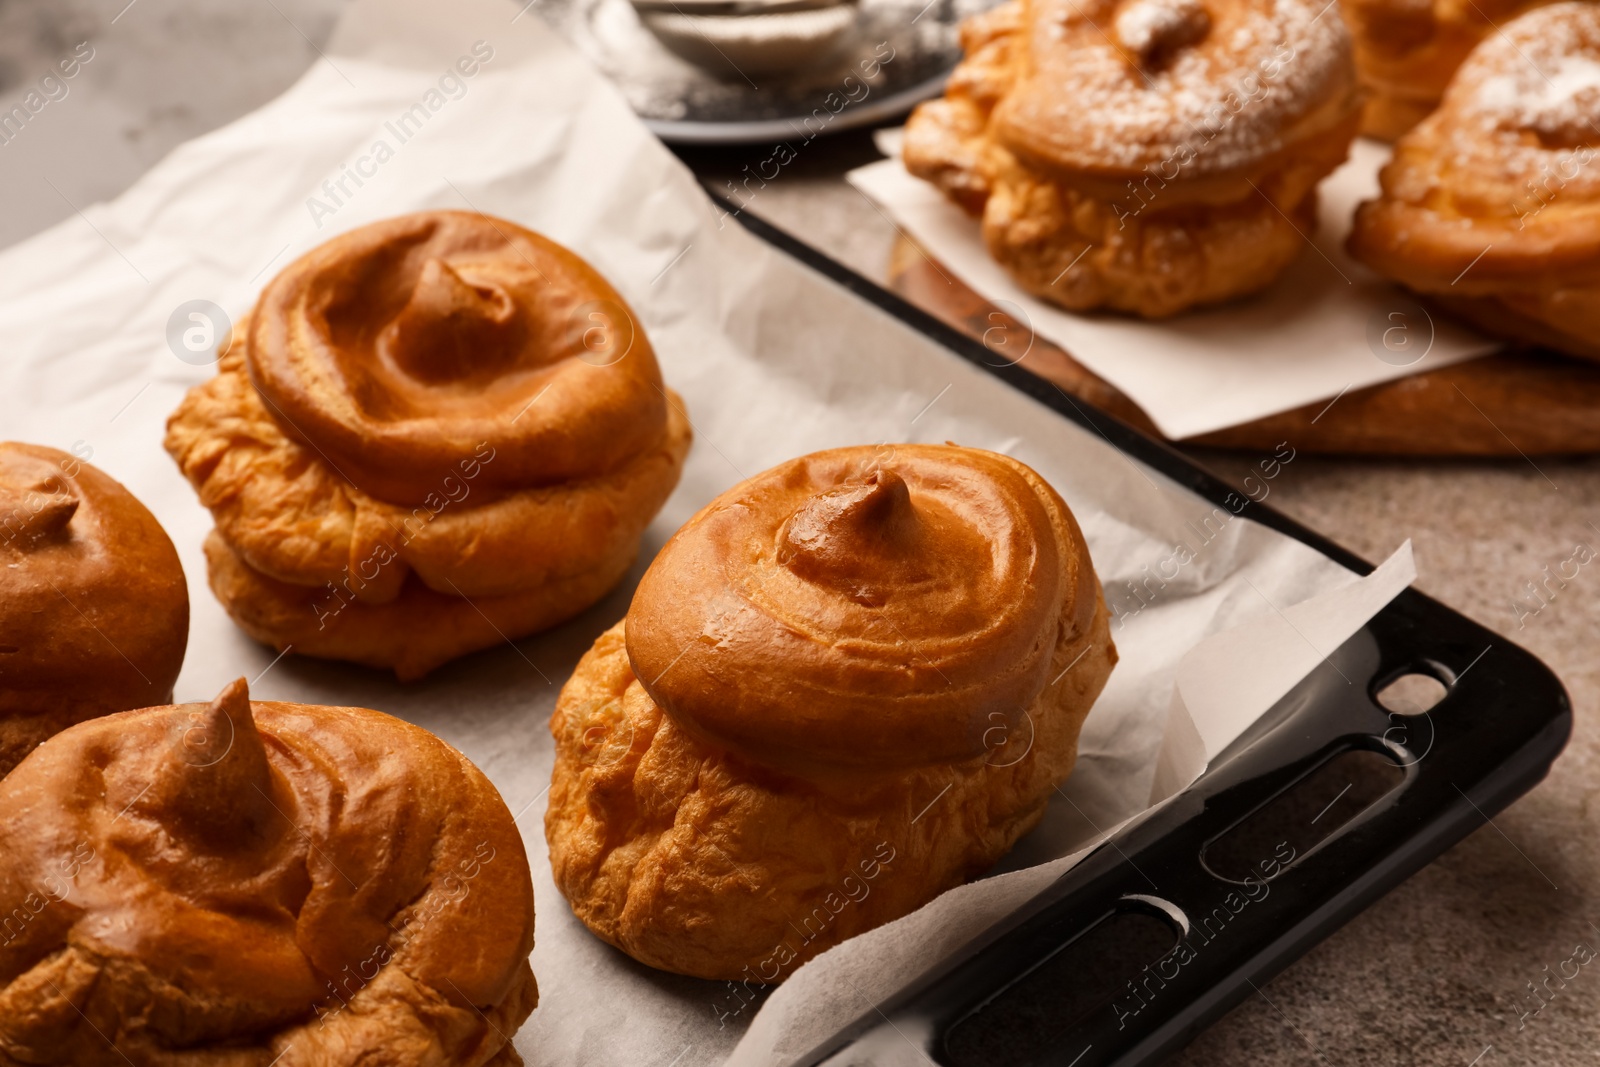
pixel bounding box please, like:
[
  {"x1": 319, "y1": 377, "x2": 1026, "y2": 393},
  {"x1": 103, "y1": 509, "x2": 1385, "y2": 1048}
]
[{"x1": 2, "y1": 1, "x2": 1595, "y2": 1063}]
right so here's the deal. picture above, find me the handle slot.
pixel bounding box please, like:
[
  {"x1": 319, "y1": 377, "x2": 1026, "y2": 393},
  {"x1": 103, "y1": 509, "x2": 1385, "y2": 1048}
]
[
  {"x1": 942, "y1": 903, "x2": 1181, "y2": 1067},
  {"x1": 1201, "y1": 746, "x2": 1406, "y2": 884}
]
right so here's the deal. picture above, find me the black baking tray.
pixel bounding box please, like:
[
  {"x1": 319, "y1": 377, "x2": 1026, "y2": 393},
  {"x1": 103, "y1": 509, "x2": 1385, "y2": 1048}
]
[{"x1": 723, "y1": 202, "x2": 1573, "y2": 1067}]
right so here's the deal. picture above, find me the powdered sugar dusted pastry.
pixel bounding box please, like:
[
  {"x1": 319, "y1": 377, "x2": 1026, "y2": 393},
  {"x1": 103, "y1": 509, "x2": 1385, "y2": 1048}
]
[
  {"x1": 545, "y1": 444, "x2": 1116, "y2": 981},
  {"x1": 166, "y1": 211, "x2": 691, "y2": 680},
  {"x1": 904, "y1": 0, "x2": 1362, "y2": 317},
  {"x1": 1348, "y1": 2, "x2": 1600, "y2": 361},
  {"x1": 1340, "y1": 0, "x2": 1573, "y2": 140}
]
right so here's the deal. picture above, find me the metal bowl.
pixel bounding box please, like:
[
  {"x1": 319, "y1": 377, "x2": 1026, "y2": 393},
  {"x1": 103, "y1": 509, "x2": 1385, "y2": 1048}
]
[
  {"x1": 538, "y1": 0, "x2": 998, "y2": 144},
  {"x1": 636, "y1": 3, "x2": 862, "y2": 79}
]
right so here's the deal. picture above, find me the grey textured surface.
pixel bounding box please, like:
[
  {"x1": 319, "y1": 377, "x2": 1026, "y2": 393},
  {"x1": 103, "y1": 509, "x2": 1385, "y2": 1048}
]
[
  {"x1": 0, "y1": 0, "x2": 341, "y2": 248},
  {"x1": 1167, "y1": 452, "x2": 1599, "y2": 1067},
  {"x1": 1, "y1": 0, "x2": 1595, "y2": 1062}
]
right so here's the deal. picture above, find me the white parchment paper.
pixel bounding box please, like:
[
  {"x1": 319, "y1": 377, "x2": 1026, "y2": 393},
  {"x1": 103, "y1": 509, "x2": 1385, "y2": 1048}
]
[
  {"x1": 848, "y1": 138, "x2": 1498, "y2": 441},
  {"x1": 0, "y1": 2, "x2": 1410, "y2": 1063}
]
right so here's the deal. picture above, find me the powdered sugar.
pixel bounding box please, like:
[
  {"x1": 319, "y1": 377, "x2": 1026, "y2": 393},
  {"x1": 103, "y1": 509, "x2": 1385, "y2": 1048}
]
[
  {"x1": 1440, "y1": 2, "x2": 1600, "y2": 189},
  {"x1": 1459, "y1": 15, "x2": 1600, "y2": 134},
  {"x1": 1001, "y1": 0, "x2": 1355, "y2": 175},
  {"x1": 1540, "y1": 53, "x2": 1600, "y2": 114},
  {"x1": 1115, "y1": 0, "x2": 1210, "y2": 59}
]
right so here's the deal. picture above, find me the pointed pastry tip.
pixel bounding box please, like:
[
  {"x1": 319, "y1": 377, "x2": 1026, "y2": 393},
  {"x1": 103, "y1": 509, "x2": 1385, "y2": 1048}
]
[
  {"x1": 161, "y1": 676, "x2": 277, "y2": 847},
  {"x1": 179, "y1": 677, "x2": 255, "y2": 770},
  {"x1": 153, "y1": 681, "x2": 278, "y2": 844},
  {"x1": 0, "y1": 485, "x2": 78, "y2": 541},
  {"x1": 214, "y1": 676, "x2": 250, "y2": 718}
]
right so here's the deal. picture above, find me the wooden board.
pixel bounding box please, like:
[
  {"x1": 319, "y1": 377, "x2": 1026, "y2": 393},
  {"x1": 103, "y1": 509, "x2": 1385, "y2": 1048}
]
[{"x1": 888, "y1": 236, "x2": 1600, "y2": 456}]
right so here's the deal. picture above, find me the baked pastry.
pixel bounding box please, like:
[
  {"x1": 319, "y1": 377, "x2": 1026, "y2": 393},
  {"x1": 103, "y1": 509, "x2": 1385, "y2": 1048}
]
[
  {"x1": 0, "y1": 677, "x2": 536, "y2": 1065},
  {"x1": 0, "y1": 442, "x2": 187, "y2": 775},
  {"x1": 1340, "y1": 0, "x2": 1573, "y2": 140},
  {"x1": 546, "y1": 444, "x2": 1116, "y2": 981},
  {"x1": 166, "y1": 211, "x2": 691, "y2": 680},
  {"x1": 902, "y1": 0, "x2": 1363, "y2": 318},
  {"x1": 1348, "y1": 2, "x2": 1600, "y2": 362}
]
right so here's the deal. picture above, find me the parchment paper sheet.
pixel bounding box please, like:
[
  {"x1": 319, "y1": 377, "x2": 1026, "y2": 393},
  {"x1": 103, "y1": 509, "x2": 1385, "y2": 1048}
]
[
  {"x1": 848, "y1": 138, "x2": 1497, "y2": 441},
  {"x1": 0, "y1": 2, "x2": 1409, "y2": 1062}
]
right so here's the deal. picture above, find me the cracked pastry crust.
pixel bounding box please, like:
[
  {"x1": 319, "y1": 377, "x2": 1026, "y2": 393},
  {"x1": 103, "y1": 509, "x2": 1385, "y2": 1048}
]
[
  {"x1": 903, "y1": 0, "x2": 1362, "y2": 318},
  {"x1": 545, "y1": 445, "x2": 1117, "y2": 982},
  {"x1": 1348, "y1": 2, "x2": 1600, "y2": 362},
  {"x1": 165, "y1": 211, "x2": 691, "y2": 679},
  {"x1": 0, "y1": 679, "x2": 537, "y2": 1065},
  {"x1": 202, "y1": 528, "x2": 640, "y2": 683},
  {"x1": 0, "y1": 442, "x2": 187, "y2": 775}
]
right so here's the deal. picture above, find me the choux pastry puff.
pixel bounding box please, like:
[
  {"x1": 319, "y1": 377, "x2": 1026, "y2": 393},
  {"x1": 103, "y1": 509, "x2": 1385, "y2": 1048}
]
[{"x1": 546, "y1": 444, "x2": 1117, "y2": 983}]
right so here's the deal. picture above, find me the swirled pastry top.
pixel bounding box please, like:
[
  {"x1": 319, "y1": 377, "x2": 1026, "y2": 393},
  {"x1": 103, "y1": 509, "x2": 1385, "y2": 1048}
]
[
  {"x1": 1354, "y1": 2, "x2": 1600, "y2": 275},
  {"x1": 0, "y1": 442, "x2": 186, "y2": 714},
  {"x1": 250, "y1": 211, "x2": 666, "y2": 505},
  {"x1": 0, "y1": 679, "x2": 534, "y2": 1059},
  {"x1": 992, "y1": 0, "x2": 1358, "y2": 180},
  {"x1": 625, "y1": 445, "x2": 1098, "y2": 772}
]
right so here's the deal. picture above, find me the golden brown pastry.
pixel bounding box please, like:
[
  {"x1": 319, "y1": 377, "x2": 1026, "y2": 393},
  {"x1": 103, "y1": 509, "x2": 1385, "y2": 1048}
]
[
  {"x1": 903, "y1": 0, "x2": 1363, "y2": 318},
  {"x1": 1348, "y1": 2, "x2": 1600, "y2": 361},
  {"x1": 1340, "y1": 0, "x2": 1578, "y2": 140},
  {"x1": 0, "y1": 678, "x2": 536, "y2": 1065},
  {"x1": 166, "y1": 211, "x2": 691, "y2": 680},
  {"x1": 546, "y1": 444, "x2": 1116, "y2": 982},
  {"x1": 0, "y1": 442, "x2": 187, "y2": 775}
]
